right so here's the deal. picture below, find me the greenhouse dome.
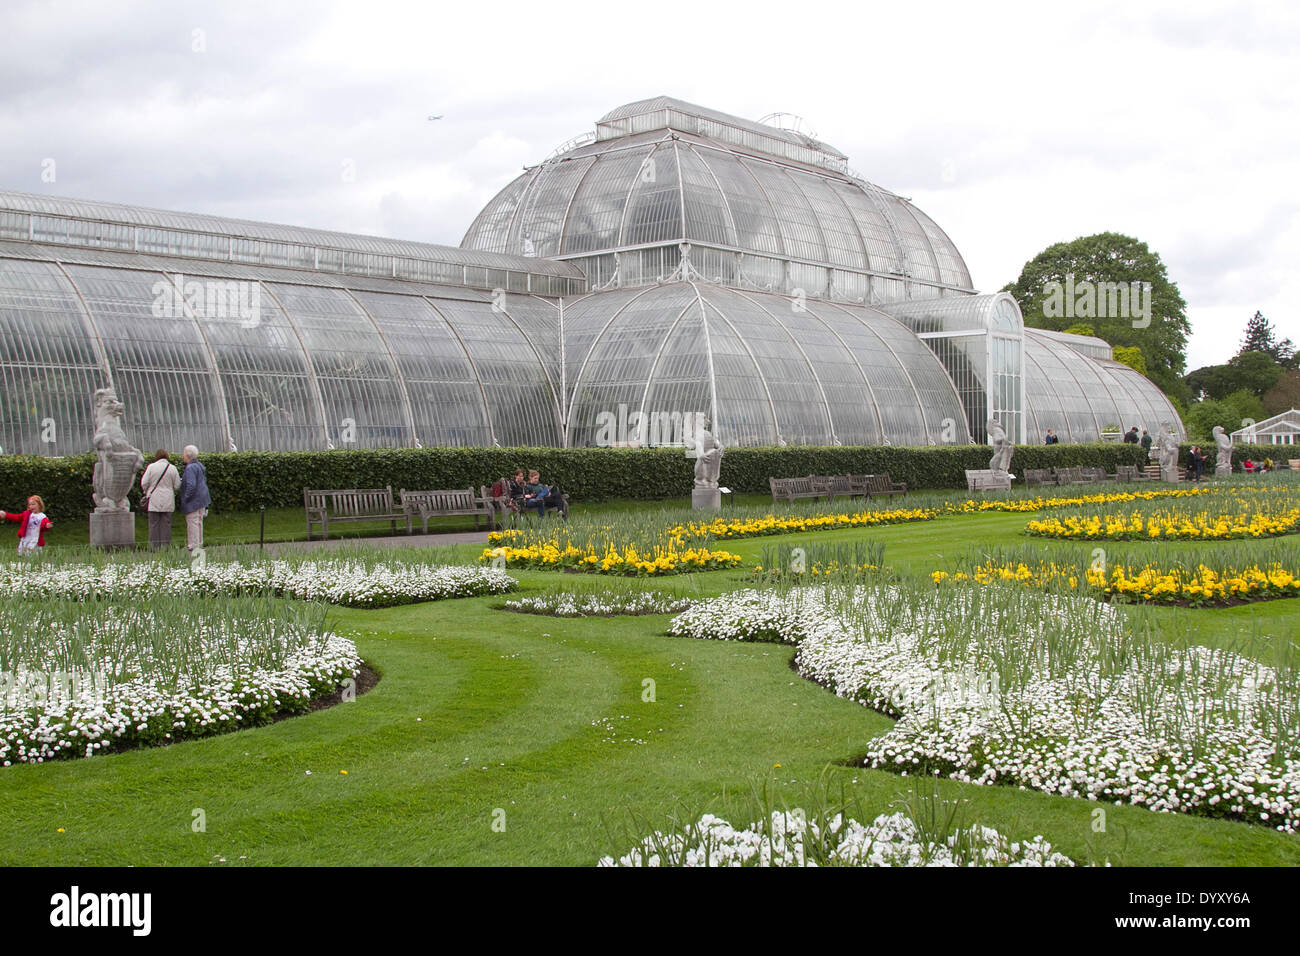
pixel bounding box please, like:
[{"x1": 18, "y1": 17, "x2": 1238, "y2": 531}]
[
  {"x1": 463, "y1": 96, "x2": 973, "y2": 305},
  {"x1": 0, "y1": 96, "x2": 1184, "y2": 456}
]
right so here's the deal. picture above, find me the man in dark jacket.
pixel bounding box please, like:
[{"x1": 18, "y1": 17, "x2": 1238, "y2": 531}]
[
  {"x1": 179, "y1": 445, "x2": 212, "y2": 552},
  {"x1": 1123, "y1": 426, "x2": 1139, "y2": 444},
  {"x1": 1139, "y1": 430, "x2": 1153, "y2": 453}
]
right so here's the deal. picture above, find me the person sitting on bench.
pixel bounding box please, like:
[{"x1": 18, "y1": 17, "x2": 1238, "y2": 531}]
[{"x1": 522, "y1": 469, "x2": 559, "y2": 518}]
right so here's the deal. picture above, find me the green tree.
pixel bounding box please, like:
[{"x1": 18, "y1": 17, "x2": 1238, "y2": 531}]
[
  {"x1": 1240, "y1": 311, "x2": 1295, "y2": 367},
  {"x1": 1184, "y1": 391, "x2": 1265, "y2": 444},
  {"x1": 1185, "y1": 351, "x2": 1281, "y2": 400},
  {"x1": 1262, "y1": 368, "x2": 1300, "y2": 416},
  {"x1": 1003, "y1": 232, "x2": 1190, "y2": 394},
  {"x1": 1112, "y1": 345, "x2": 1147, "y2": 376}
]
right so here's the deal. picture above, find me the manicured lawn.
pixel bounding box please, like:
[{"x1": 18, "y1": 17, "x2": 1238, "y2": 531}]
[{"x1": 3, "y1": 501, "x2": 1299, "y2": 866}]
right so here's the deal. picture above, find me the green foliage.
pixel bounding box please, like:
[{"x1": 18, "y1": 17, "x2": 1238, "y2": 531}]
[
  {"x1": 1112, "y1": 345, "x2": 1148, "y2": 376},
  {"x1": 1240, "y1": 311, "x2": 1296, "y2": 368},
  {"x1": 1062, "y1": 324, "x2": 1095, "y2": 336},
  {"x1": 1263, "y1": 369, "x2": 1300, "y2": 417},
  {"x1": 6, "y1": 443, "x2": 1163, "y2": 522},
  {"x1": 1187, "y1": 352, "x2": 1283, "y2": 402},
  {"x1": 1184, "y1": 393, "x2": 1265, "y2": 443},
  {"x1": 1002, "y1": 232, "x2": 1190, "y2": 393}
]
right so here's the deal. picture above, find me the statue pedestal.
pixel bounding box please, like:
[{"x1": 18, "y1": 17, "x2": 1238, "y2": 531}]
[
  {"x1": 1216, "y1": 464, "x2": 1231, "y2": 478},
  {"x1": 691, "y1": 488, "x2": 721, "y2": 511},
  {"x1": 90, "y1": 511, "x2": 136, "y2": 548},
  {"x1": 1161, "y1": 467, "x2": 1182, "y2": 483}
]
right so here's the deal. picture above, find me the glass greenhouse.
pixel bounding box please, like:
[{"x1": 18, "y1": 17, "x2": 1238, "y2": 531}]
[{"x1": 0, "y1": 96, "x2": 1182, "y2": 456}]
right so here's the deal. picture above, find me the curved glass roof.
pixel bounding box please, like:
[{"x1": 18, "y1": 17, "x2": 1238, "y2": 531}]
[
  {"x1": 561, "y1": 282, "x2": 970, "y2": 448},
  {"x1": 1023, "y1": 329, "x2": 1184, "y2": 442},
  {"x1": 462, "y1": 99, "x2": 972, "y2": 302},
  {"x1": 0, "y1": 245, "x2": 562, "y2": 455}
]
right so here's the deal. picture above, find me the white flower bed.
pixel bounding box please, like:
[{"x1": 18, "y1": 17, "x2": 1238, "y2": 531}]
[
  {"x1": 504, "y1": 590, "x2": 694, "y2": 617},
  {"x1": 670, "y1": 587, "x2": 1300, "y2": 832},
  {"x1": 0, "y1": 560, "x2": 515, "y2": 608},
  {"x1": 1, "y1": 616, "x2": 360, "y2": 766},
  {"x1": 598, "y1": 810, "x2": 1074, "y2": 867}
]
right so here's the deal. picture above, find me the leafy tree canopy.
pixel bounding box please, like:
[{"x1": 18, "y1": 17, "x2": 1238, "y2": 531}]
[
  {"x1": 1184, "y1": 390, "x2": 1264, "y2": 444},
  {"x1": 1240, "y1": 311, "x2": 1296, "y2": 368},
  {"x1": 1263, "y1": 368, "x2": 1300, "y2": 417},
  {"x1": 1003, "y1": 232, "x2": 1190, "y2": 394},
  {"x1": 1112, "y1": 345, "x2": 1147, "y2": 376},
  {"x1": 1186, "y1": 351, "x2": 1282, "y2": 400}
]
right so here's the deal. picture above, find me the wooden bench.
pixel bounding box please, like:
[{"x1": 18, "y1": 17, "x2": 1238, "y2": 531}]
[
  {"x1": 399, "y1": 487, "x2": 495, "y2": 533},
  {"x1": 1024, "y1": 468, "x2": 1057, "y2": 488},
  {"x1": 770, "y1": 476, "x2": 834, "y2": 505},
  {"x1": 1289, "y1": 459, "x2": 1300, "y2": 471},
  {"x1": 1115, "y1": 465, "x2": 1148, "y2": 483},
  {"x1": 811, "y1": 474, "x2": 870, "y2": 501},
  {"x1": 864, "y1": 473, "x2": 907, "y2": 498},
  {"x1": 965, "y1": 469, "x2": 1011, "y2": 492},
  {"x1": 1081, "y1": 466, "x2": 1113, "y2": 483},
  {"x1": 304, "y1": 486, "x2": 404, "y2": 539},
  {"x1": 1052, "y1": 466, "x2": 1096, "y2": 485}
]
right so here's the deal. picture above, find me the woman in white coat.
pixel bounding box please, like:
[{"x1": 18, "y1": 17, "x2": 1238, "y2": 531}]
[{"x1": 140, "y1": 449, "x2": 181, "y2": 550}]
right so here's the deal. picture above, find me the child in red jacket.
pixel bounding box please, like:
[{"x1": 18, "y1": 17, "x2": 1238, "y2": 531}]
[{"x1": 1, "y1": 495, "x2": 54, "y2": 554}]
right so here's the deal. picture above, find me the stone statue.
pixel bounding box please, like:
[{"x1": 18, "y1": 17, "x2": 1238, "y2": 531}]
[
  {"x1": 986, "y1": 418, "x2": 1014, "y2": 474},
  {"x1": 684, "y1": 425, "x2": 724, "y2": 510},
  {"x1": 92, "y1": 387, "x2": 145, "y2": 512},
  {"x1": 1157, "y1": 423, "x2": 1181, "y2": 482},
  {"x1": 90, "y1": 388, "x2": 145, "y2": 548},
  {"x1": 688, "y1": 428, "x2": 723, "y2": 489},
  {"x1": 1213, "y1": 425, "x2": 1232, "y2": 477}
]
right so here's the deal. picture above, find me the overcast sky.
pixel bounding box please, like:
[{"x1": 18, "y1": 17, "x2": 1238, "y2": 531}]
[{"x1": 2, "y1": 0, "x2": 1295, "y2": 371}]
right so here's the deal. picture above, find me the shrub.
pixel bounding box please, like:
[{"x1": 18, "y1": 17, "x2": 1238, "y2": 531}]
[{"x1": 3, "y1": 442, "x2": 1287, "y2": 521}]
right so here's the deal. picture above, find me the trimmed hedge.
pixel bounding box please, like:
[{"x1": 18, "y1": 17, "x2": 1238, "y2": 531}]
[{"x1": 15, "y1": 441, "x2": 1291, "y2": 523}]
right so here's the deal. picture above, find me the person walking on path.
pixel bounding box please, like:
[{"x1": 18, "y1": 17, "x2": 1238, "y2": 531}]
[
  {"x1": 178, "y1": 445, "x2": 211, "y2": 552},
  {"x1": 1, "y1": 494, "x2": 53, "y2": 554},
  {"x1": 140, "y1": 449, "x2": 181, "y2": 550},
  {"x1": 1140, "y1": 429, "x2": 1153, "y2": 453}
]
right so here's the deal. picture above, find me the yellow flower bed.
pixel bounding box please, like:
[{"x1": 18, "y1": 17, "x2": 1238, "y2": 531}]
[
  {"x1": 959, "y1": 487, "x2": 1210, "y2": 514},
  {"x1": 931, "y1": 560, "x2": 1300, "y2": 606},
  {"x1": 482, "y1": 543, "x2": 741, "y2": 576},
  {"x1": 667, "y1": 507, "x2": 938, "y2": 541},
  {"x1": 1025, "y1": 507, "x2": 1300, "y2": 541}
]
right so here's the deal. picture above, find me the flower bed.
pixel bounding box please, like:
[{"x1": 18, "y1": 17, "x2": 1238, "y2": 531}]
[
  {"x1": 670, "y1": 585, "x2": 1300, "y2": 832},
  {"x1": 665, "y1": 506, "x2": 939, "y2": 541},
  {"x1": 957, "y1": 487, "x2": 1210, "y2": 514},
  {"x1": 501, "y1": 590, "x2": 695, "y2": 617},
  {"x1": 481, "y1": 543, "x2": 740, "y2": 576},
  {"x1": 1026, "y1": 508, "x2": 1300, "y2": 541},
  {"x1": 0, "y1": 560, "x2": 515, "y2": 608},
  {"x1": 933, "y1": 559, "x2": 1300, "y2": 607},
  {"x1": 0, "y1": 599, "x2": 361, "y2": 765},
  {"x1": 598, "y1": 809, "x2": 1074, "y2": 867}
]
